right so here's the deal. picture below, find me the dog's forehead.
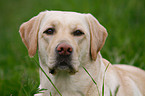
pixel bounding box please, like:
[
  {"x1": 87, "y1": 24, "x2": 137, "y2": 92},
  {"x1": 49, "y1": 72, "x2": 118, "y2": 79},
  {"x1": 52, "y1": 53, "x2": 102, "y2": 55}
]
[{"x1": 41, "y1": 11, "x2": 87, "y2": 26}]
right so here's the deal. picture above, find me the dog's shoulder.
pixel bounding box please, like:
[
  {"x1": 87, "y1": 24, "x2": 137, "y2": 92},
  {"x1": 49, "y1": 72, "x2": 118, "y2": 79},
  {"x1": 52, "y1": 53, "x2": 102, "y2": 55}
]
[
  {"x1": 113, "y1": 64, "x2": 145, "y2": 78},
  {"x1": 102, "y1": 59, "x2": 145, "y2": 95},
  {"x1": 113, "y1": 64, "x2": 145, "y2": 95}
]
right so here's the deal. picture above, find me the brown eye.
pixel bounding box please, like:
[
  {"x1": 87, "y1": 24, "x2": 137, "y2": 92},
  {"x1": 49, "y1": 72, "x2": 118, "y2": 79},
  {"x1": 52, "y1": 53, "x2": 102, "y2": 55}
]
[
  {"x1": 73, "y1": 30, "x2": 84, "y2": 36},
  {"x1": 43, "y1": 28, "x2": 55, "y2": 35}
]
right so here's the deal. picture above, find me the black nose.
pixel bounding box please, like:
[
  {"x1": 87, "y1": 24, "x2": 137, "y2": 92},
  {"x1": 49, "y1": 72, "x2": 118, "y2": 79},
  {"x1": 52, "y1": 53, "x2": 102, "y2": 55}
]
[{"x1": 56, "y1": 43, "x2": 73, "y2": 56}]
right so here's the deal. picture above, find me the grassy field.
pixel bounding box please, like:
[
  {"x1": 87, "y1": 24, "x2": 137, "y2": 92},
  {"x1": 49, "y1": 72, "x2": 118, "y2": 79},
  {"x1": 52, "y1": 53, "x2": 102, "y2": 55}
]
[{"x1": 0, "y1": 0, "x2": 145, "y2": 95}]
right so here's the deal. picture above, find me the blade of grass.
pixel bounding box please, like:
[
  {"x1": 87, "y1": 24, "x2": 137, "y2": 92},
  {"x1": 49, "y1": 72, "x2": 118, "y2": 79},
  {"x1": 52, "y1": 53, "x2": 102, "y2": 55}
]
[
  {"x1": 35, "y1": 88, "x2": 48, "y2": 94},
  {"x1": 82, "y1": 66, "x2": 100, "y2": 96},
  {"x1": 110, "y1": 90, "x2": 113, "y2": 96},
  {"x1": 102, "y1": 63, "x2": 110, "y2": 96},
  {"x1": 22, "y1": 85, "x2": 29, "y2": 96},
  {"x1": 115, "y1": 85, "x2": 120, "y2": 96},
  {"x1": 102, "y1": 81, "x2": 104, "y2": 96},
  {"x1": 33, "y1": 58, "x2": 62, "y2": 96},
  {"x1": 50, "y1": 92, "x2": 52, "y2": 96}
]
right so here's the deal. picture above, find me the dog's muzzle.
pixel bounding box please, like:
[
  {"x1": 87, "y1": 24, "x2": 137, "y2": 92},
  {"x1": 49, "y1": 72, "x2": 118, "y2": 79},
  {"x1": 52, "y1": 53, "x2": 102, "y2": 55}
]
[{"x1": 49, "y1": 43, "x2": 76, "y2": 75}]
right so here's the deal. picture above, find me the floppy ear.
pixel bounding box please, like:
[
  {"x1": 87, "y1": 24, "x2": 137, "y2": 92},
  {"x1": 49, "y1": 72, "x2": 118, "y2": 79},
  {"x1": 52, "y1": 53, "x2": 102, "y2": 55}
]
[
  {"x1": 19, "y1": 12, "x2": 45, "y2": 57},
  {"x1": 86, "y1": 14, "x2": 108, "y2": 61}
]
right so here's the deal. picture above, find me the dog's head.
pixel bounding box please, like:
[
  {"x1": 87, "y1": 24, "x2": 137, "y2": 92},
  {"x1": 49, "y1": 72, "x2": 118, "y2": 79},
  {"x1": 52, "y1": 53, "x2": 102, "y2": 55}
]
[{"x1": 19, "y1": 11, "x2": 107, "y2": 75}]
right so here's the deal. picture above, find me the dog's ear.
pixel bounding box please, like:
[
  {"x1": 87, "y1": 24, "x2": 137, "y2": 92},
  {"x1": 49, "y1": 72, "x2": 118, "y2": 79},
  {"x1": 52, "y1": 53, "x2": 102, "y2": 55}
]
[
  {"x1": 19, "y1": 12, "x2": 45, "y2": 57},
  {"x1": 86, "y1": 14, "x2": 108, "y2": 61}
]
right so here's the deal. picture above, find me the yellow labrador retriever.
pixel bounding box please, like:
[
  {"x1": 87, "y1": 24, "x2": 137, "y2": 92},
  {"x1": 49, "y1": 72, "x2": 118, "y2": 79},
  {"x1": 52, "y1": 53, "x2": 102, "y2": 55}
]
[{"x1": 19, "y1": 11, "x2": 145, "y2": 96}]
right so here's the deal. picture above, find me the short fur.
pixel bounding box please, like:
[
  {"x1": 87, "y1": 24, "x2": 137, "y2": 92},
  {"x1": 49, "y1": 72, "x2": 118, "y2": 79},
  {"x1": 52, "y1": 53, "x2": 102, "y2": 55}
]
[{"x1": 19, "y1": 11, "x2": 145, "y2": 96}]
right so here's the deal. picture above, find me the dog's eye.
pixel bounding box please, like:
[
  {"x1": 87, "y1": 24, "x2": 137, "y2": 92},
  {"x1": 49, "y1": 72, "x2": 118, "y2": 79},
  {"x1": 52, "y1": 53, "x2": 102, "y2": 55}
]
[
  {"x1": 73, "y1": 30, "x2": 84, "y2": 36},
  {"x1": 43, "y1": 28, "x2": 55, "y2": 35}
]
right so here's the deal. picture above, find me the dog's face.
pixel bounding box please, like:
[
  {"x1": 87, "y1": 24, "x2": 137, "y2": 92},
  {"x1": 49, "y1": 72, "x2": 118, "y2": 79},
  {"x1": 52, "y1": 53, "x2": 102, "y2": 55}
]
[
  {"x1": 19, "y1": 11, "x2": 107, "y2": 75},
  {"x1": 38, "y1": 12, "x2": 91, "y2": 74}
]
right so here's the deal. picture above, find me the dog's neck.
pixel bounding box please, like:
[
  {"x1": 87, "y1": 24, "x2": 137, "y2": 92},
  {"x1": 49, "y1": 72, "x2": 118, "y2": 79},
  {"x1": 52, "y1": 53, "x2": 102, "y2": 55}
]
[
  {"x1": 53, "y1": 72, "x2": 79, "y2": 95},
  {"x1": 38, "y1": 53, "x2": 106, "y2": 96}
]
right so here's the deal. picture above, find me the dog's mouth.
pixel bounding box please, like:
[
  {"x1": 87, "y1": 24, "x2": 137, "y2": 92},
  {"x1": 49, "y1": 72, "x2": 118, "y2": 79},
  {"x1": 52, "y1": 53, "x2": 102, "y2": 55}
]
[
  {"x1": 49, "y1": 55, "x2": 76, "y2": 75},
  {"x1": 57, "y1": 62, "x2": 71, "y2": 70},
  {"x1": 49, "y1": 62, "x2": 76, "y2": 75}
]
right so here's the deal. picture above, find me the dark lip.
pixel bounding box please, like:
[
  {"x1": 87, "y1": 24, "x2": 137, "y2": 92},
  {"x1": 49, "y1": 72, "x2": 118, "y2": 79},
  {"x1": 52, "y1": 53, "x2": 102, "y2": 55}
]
[
  {"x1": 57, "y1": 62, "x2": 70, "y2": 70},
  {"x1": 55, "y1": 61, "x2": 73, "y2": 71},
  {"x1": 49, "y1": 61, "x2": 76, "y2": 75}
]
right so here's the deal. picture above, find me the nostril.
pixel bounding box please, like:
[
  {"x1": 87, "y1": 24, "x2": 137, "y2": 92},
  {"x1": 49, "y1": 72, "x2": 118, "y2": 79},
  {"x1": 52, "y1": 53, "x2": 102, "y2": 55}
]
[
  {"x1": 67, "y1": 48, "x2": 72, "y2": 53},
  {"x1": 58, "y1": 47, "x2": 64, "y2": 52}
]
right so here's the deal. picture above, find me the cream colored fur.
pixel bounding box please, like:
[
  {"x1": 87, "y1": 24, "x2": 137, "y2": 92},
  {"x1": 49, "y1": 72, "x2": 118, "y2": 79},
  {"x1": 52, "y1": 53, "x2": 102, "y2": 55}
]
[{"x1": 19, "y1": 11, "x2": 145, "y2": 96}]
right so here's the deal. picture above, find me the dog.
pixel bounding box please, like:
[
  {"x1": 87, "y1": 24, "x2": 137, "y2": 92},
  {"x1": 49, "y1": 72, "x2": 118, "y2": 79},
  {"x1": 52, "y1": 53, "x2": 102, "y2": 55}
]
[{"x1": 19, "y1": 11, "x2": 145, "y2": 96}]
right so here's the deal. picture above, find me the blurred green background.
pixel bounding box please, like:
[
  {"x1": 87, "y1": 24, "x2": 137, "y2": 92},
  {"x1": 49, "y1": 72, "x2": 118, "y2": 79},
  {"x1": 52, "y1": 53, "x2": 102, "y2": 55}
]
[{"x1": 0, "y1": 0, "x2": 145, "y2": 95}]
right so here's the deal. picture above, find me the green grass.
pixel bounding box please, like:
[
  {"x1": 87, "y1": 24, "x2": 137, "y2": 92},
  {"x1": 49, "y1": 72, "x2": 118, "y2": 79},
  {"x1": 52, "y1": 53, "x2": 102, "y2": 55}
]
[{"x1": 0, "y1": 0, "x2": 145, "y2": 95}]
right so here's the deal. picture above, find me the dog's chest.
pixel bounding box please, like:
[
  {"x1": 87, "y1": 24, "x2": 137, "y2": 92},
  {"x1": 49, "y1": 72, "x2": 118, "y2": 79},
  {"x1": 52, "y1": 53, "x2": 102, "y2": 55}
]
[{"x1": 50, "y1": 82, "x2": 84, "y2": 96}]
